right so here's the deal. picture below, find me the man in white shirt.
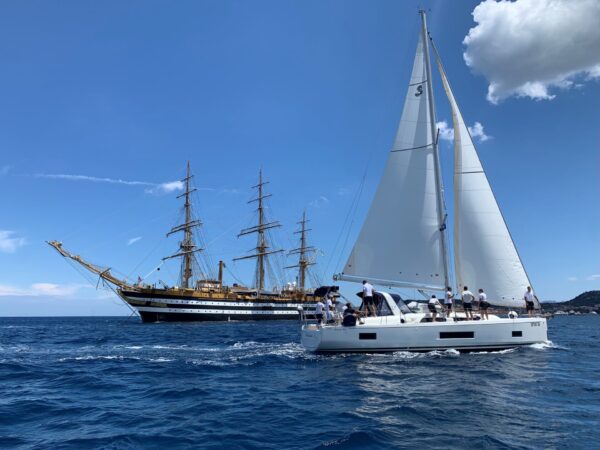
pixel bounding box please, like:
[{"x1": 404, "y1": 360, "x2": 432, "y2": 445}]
[
  {"x1": 444, "y1": 286, "x2": 454, "y2": 318},
  {"x1": 325, "y1": 295, "x2": 334, "y2": 323},
  {"x1": 461, "y1": 286, "x2": 474, "y2": 320},
  {"x1": 315, "y1": 299, "x2": 325, "y2": 325},
  {"x1": 362, "y1": 280, "x2": 377, "y2": 317},
  {"x1": 428, "y1": 295, "x2": 442, "y2": 322},
  {"x1": 478, "y1": 288, "x2": 489, "y2": 320},
  {"x1": 524, "y1": 286, "x2": 537, "y2": 317}
]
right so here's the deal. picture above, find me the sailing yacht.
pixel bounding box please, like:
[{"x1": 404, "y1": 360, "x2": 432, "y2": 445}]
[{"x1": 301, "y1": 11, "x2": 548, "y2": 352}]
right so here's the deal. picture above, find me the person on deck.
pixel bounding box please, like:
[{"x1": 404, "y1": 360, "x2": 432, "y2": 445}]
[
  {"x1": 362, "y1": 280, "x2": 377, "y2": 317},
  {"x1": 428, "y1": 295, "x2": 442, "y2": 322},
  {"x1": 343, "y1": 302, "x2": 364, "y2": 326},
  {"x1": 462, "y1": 286, "x2": 475, "y2": 320},
  {"x1": 478, "y1": 288, "x2": 489, "y2": 320},
  {"x1": 315, "y1": 299, "x2": 325, "y2": 325},
  {"x1": 524, "y1": 286, "x2": 537, "y2": 317},
  {"x1": 325, "y1": 294, "x2": 335, "y2": 324},
  {"x1": 444, "y1": 286, "x2": 454, "y2": 317}
]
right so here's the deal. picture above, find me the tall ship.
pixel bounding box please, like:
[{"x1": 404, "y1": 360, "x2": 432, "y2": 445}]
[{"x1": 49, "y1": 164, "x2": 319, "y2": 322}]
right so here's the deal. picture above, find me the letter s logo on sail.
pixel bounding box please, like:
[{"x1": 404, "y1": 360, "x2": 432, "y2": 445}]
[{"x1": 415, "y1": 85, "x2": 423, "y2": 97}]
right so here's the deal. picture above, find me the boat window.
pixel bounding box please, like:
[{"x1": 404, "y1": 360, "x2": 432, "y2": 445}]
[
  {"x1": 359, "y1": 333, "x2": 377, "y2": 340},
  {"x1": 512, "y1": 331, "x2": 522, "y2": 337},
  {"x1": 376, "y1": 294, "x2": 394, "y2": 316},
  {"x1": 439, "y1": 331, "x2": 474, "y2": 339},
  {"x1": 390, "y1": 294, "x2": 412, "y2": 314}
]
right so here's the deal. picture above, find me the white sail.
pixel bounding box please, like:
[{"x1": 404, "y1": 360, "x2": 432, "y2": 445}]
[
  {"x1": 339, "y1": 33, "x2": 446, "y2": 290},
  {"x1": 434, "y1": 57, "x2": 536, "y2": 308}
]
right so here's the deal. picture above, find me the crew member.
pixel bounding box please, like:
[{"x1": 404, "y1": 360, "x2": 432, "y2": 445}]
[
  {"x1": 524, "y1": 286, "x2": 537, "y2": 317},
  {"x1": 362, "y1": 280, "x2": 377, "y2": 317},
  {"x1": 478, "y1": 288, "x2": 489, "y2": 320},
  {"x1": 462, "y1": 286, "x2": 474, "y2": 320},
  {"x1": 428, "y1": 295, "x2": 442, "y2": 322}
]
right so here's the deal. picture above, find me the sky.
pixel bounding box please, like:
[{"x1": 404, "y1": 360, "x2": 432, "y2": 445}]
[{"x1": 1, "y1": 0, "x2": 598, "y2": 316}]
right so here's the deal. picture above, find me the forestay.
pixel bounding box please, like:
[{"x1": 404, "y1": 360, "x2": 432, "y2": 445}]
[
  {"x1": 340, "y1": 33, "x2": 446, "y2": 290},
  {"x1": 434, "y1": 55, "x2": 536, "y2": 308}
]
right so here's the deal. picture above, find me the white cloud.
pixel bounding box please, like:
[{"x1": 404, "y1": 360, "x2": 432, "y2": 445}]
[
  {"x1": 127, "y1": 236, "x2": 142, "y2": 246},
  {"x1": 309, "y1": 196, "x2": 330, "y2": 208},
  {"x1": 337, "y1": 187, "x2": 351, "y2": 196},
  {"x1": 36, "y1": 173, "x2": 185, "y2": 195},
  {"x1": 587, "y1": 274, "x2": 600, "y2": 281},
  {"x1": 468, "y1": 122, "x2": 491, "y2": 142},
  {"x1": 0, "y1": 230, "x2": 26, "y2": 253},
  {"x1": 436, "y1": 120, "x2": 491, "y2": 142},
  {"x1": 567, "y1": 277, "x2": 578, "y2": 282},
  {"x1": 437, "y1": 121, "x2": 455, "y2": 141},
  {"x1": 0, "y1": 282, "x2": 87, "y2": 297},
  {"x1": 463, "y1": 0, "x2": 600, "y2": 103}
]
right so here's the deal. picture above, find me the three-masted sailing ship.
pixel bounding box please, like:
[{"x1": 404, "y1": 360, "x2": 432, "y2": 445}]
[{"x1": 49, "y1": 164, "x2": 319, "y2": 322}]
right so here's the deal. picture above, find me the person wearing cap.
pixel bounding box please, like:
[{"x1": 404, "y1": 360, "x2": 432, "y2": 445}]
[{"x1": 428, "y1": 295, "x2": 442, "y2": 322}]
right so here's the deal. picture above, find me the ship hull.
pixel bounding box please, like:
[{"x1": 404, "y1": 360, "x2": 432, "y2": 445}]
[{"x1": 119, "y1": 290, "x2": 316, "y2": 323}]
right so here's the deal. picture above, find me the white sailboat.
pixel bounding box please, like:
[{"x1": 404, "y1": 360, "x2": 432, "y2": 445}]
[{"x1": 301, "y1": 11, "x2": 548, "y2": 353}]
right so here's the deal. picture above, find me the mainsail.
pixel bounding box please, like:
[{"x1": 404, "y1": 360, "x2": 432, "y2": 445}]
[
  {"x1": 339, "y1": 29, "x2": 447, "y2": 291},
  {"x1": 433, "y1": 46, "x2": 536, "y2": 308}
]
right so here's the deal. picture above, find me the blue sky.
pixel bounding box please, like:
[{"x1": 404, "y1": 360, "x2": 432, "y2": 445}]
[{"x1": 1, "y1": 0, "x2": 598, "y2": 316}]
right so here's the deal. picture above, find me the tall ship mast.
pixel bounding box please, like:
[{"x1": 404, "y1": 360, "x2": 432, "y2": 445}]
[
  {"x1": 162, "y1": 162, "x2": 203, "y2": 289},
  {"x1": 48, "y1": 164, "x2": 322, "y2": 322},
  {"x1": 285, "y1": 211, "x2": 316, "y2": 293},
  {"x1": 234, "y1": 170, "x2": 283, "y2": 292}
]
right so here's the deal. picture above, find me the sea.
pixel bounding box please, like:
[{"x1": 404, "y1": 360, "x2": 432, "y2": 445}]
[{"x1": 0, "y1": 315, "x2": 598, "y2": 450}]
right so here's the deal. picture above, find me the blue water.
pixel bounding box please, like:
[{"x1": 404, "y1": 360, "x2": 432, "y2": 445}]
[{"x1": 0, "y1": 316, "x2": 599, "y2": 449}]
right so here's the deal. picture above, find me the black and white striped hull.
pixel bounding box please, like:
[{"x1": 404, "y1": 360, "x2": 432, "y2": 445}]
[{"x1": 119, "y1": 291, "x2": 316, "y2": 323}]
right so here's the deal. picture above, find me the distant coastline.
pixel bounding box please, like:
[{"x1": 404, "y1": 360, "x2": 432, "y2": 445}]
[{"x1": 541, "y1": 290, "x2": 600, "y2": 315}]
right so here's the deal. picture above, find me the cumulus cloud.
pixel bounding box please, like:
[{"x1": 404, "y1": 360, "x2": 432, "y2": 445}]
[
  {"x1": 0, "y1": 230, "x2": 26, "y2": 253},
  {"x1": 463, "y1": 0, "x2": 600, "y2": 103},
  {"x1": 587, "y1": 274, "x2": 600, "y2": 281},
  {"x1": 436, "y1": 121, "x2": 491, "y2": 142},
  {"x1": 127, "y1": 236, "x2": 142, "y2": 246},
  {"x1": 0, "y1": 282, "x2": 86, "y2": 297}
]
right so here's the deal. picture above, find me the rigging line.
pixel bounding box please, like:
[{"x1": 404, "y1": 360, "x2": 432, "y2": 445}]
[
  {"x1": 126, "y1": 236, "x2": 169, "y2": 279},
  {"x1": 322, "y1": 172, "x2": 366, "y2": 278},
  {"x1": 334, "y1": 171, "x2": 367, "y2": 274}
]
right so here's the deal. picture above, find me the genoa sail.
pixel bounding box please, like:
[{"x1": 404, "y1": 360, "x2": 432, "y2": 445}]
[
  {"x1": 434, "y1": 53, "x2": 537, "y2": 308},
  {"x1": 339, "y1": 32, "x2": 446, "y2": 291}
]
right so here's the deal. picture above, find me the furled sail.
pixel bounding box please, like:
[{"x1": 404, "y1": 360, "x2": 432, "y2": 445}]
[
  {"x1": 434, "y1": 54, "x2": 537, "y2": 308},
  {"x1": 339, "y1": 33, "x2": 446, "y2": 290}
]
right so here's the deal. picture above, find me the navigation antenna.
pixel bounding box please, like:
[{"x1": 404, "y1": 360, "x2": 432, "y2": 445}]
[
  {"x1": 285, "y1": 211, "x2": 316, "y2": 292},
  {"x1": 162, "y1": 161, "x2": 202, "y2": 289},
  {"x1": 234, "y1": 169, "x2": 283, "y2": 292}
]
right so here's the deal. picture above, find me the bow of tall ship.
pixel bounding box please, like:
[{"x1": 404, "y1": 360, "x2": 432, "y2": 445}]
[{"x1": 48, "y1": 163, "x2": 320, "y2": 322}]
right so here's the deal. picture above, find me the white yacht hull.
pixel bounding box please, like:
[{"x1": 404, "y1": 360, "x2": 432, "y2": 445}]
[{"x1": 301, "y1": 316, "x2": 548, "y2": 353}]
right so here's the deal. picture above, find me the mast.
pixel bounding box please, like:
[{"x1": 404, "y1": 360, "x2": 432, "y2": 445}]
[
  {"x1": 285, "y1": 211, "x2": 316, "y2": 291},
  {"x1": 234, "y1": 170, "x2": 283, "y2": 291},
  {"x1": 420, "y1": 9, "x2": 451, "y2": 290},
  {"x1": 162, "y1": 161, "x2": 202, "y2": 289}
]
